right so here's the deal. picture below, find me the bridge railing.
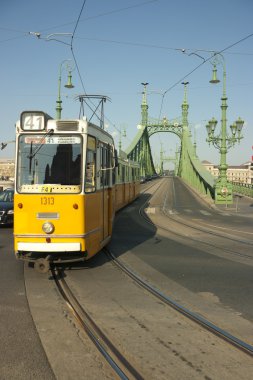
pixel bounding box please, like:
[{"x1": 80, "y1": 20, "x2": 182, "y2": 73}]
[
  {"x1": 178, "y1": 132, "x2": 215, "y2": 201},
  {"x1": 125, "y1": 127, "x2": 144, "y2": 156},
  {"x1": 231, "y1": 182, "x2": 253, "y2": 198}
]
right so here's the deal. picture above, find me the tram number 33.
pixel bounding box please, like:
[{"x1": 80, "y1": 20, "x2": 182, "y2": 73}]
[{"x1": 41, "y1": 196, "x2": 54, "y2": 205}]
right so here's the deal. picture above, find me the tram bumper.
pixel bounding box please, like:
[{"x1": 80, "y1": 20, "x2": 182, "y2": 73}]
[
  {"x1": 17, "y1": 242, "x2": 81, "y2": 252},
  {"x1": 15, "y1": 242, "x2": 88, "y2": 267}
]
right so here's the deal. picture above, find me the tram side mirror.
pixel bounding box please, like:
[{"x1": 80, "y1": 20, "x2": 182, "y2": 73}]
[{"x1": 114, "y1": 149, "x2": 119, "y2": 167}]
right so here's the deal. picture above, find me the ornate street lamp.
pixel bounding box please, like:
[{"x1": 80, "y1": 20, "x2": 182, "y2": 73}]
[
  {"x1": 56, "y1": 60, "x2": 75, "y2": 119},
  {"x1": 206, "y1": 53, "x2": 244, "y2": 204}
]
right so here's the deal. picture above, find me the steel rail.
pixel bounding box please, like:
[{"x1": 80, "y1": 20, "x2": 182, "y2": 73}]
[
  {"x1": 104, "y1": 249, "x2": 253, "y2": 357},
  {"x1": 145, "y1": 178, "x2": 253, "y2": 245},
  {"x1": 169, "y1": 176, "x2": 253, "y2": 240},
  {"x1": 105, "y1": 178, "x2": 253, "y2": 356},
  {"x1": 140, "y1": 179, "x2": 253, "y2": 260},
  {"x1": 162, "y1": 208, "x2": 253, "y2": 245},
  {"x1": 140, "y1": 179, "x2": 161, "y2": 194},
  {"x1": 51, "y1": 268, "x2": 144, "y2": 380},
  {"x1": 141, "y1": 203, "x2": 253, "y2": 261}
]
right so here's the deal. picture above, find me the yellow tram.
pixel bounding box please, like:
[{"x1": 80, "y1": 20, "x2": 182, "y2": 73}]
[{"x1": 14, "y1": 110, "x2": 140, "y2": 272}]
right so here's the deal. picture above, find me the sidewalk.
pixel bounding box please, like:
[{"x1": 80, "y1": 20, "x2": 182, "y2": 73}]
[
  {"x1": 214, "y1": 195, "x2": 253, "y2": 217},
  {"x1": 183, "y1": 179, "x2": 253, "y2": 218}
]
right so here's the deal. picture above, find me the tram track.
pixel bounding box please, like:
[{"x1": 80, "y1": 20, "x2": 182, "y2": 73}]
[
  {"x1": 144, "y1": 208, "x2": 253, "y2": 261},
  {"x1": 104, "y1": 249, "x2": 253, "y2": 358},
  {"x1": 51, "y1": 267, "x2": 144, "y2": 380},
  {"x1": 102, "y1": 178, "x2": 253, "y2": 357},
  {"x1": 161, "y1": 209, "x2": 253, "y2": 247},
  {"x1": 49, "y1": 178, "x2": 253, "y2": 377},
  {"x1": 140, "y1": 178, "x2": 253, "y2": 261},
  {"x1": 49, "y1": 245, "x2": 253, "y2": 380}
]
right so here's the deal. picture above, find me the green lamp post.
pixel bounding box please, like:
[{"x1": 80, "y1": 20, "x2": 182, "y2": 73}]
[
  {"x1": 56, "y1": 60, "x2": 75, "y2": 119},
  {"x1": 159, "y1": 144, "x2": 164, "y2": 175},
  {"x1": 206, "y1": 53, "x2": 244, "y2": 204},
  {"x1": 118, "y1": 127, "x2": 126, "y2": 151}
]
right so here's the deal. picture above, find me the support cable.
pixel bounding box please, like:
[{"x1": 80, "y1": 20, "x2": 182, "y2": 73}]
[
  {"x1": 158, "y1": 32, "x2": 253, "y2": 120},
  {"x1": 70, "y1": 0, "x2": 87, "y2": 95}
]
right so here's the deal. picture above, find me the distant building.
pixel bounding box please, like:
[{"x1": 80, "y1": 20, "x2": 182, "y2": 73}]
[
  {"x1": 0, "y1": 158, "x2": 15, "y2": 180},
  {"x1": 202, "y1": 160, "x2": 252, "y2": 185}
]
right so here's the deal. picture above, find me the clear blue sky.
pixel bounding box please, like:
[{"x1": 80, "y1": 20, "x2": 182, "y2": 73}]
[{"x1": 1, "y1": 0, "x2": 252, "y2": 167}]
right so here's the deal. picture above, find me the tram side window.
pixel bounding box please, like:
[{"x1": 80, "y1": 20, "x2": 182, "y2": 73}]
[
  {"x1": 105, "y1": 146, "x2": 111, "y2": 186},
  {"x1": 118, "y1": 164, "x2": 122, "y2": 183},
  {"x1": 85, "y1": 136, "x2": 96, "y2": 193},
  {"x1": 100, "y1": 144, "x2": 111, "y2": 187},
  {"x1": 122, "y1": 165, "x2": 125, "y2": 183},
  {"x1": 112, "y1": 152, "x2": 116, "y2": 185}
]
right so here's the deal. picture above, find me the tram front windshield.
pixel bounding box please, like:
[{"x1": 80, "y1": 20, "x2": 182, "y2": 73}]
[{"x1": 17, "y1": 134, "x2": 82, "y2": 193}]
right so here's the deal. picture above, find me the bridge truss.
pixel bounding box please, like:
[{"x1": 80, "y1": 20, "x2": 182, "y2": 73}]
[{"x1": 125, "y1": 83, "x2": 215, "y2": 201}]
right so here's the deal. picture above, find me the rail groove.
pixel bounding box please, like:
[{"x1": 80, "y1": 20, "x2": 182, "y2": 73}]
[
  {"x1": 51, "y1": 267, "x2": 144, "y2": 380},
  {"x1": 140, "y1": 180, "x2": 253, "y2": 260},
  {"x1": 104, "y1": 249, "x2": 253, "y2": 357}
]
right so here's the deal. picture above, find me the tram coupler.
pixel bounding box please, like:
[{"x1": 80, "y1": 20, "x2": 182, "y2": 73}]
[
  {"x1": 34, "y1": 255, "x2": 52, "y2": 274},
  {"x1": 15, "y1": 251, "x2": 88, "y2": 272}
]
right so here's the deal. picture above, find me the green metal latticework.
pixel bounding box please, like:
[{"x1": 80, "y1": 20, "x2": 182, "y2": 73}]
[
  {"x1": 125, "y1": 83, "x2": 216, "y2": 201},
  {"x1": 231, "y1": 182, "x2": 253, "y2": 198},
  {"x1": 177, "y1": 83, "x2": 215, "y2": 199},
  {"x1": 159, "y1": 145, "x2": 180, "y2": 176},
  {"x1": 125, "y1": 84, "x2": 156, "y2": 176}
]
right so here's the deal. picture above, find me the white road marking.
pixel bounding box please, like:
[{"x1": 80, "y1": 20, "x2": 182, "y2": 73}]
[
  {"x1": 145, "y1": 207, "x2": 156, "y2": 214},
  {"x1": 199, "y1": 210, "x2": 212, "y2": 216}
]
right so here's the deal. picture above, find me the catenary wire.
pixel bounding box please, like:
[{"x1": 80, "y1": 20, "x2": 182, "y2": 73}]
[
  {"x1": 70, "y1": 0, "x2": 88, "y2": 95},
  {"x1": 68, "y1": 1, "x2": 124, "y2": 134},
  {"x1": 157, "y1": 31, "x2": 253, "y2": 122}
]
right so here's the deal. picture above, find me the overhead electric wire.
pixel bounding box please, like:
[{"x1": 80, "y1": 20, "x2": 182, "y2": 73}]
[
  {"x1": 0, "y1": 26, "x2": 29, "y2": 44},
  {"x1": 2, "y1": 2, "x2": 252, "y2": 144},
  {"x1": 75, "y1": 36, "x2": 253, "y2": 56},
  {"x1": 23, "y1": 0, "x2": 160, "y2": 36},
  {"x1": 219, "y1": 31, "x2": 253, "y2": 55},
  {"x1": 75, "y1": 36, "x2": 181, "y2": 52},
  {"x1": 68, "y1": 1, "x2": 121, "y2": 136},
  {"x1": 69, "y1": 0, "x2": 110, "y2": 128},
  {"x1": 70, "y1": 0, "x2": 88, "y2": 95},
  {"x1": 0, "y1": 35, "x2": 27, "y2": 44},
  {"x1": 68, "y1": 1, "x2": 126, "y2": 136},
  {"x1": 155, "y1": 31, "x2": 253, "y2": 151},
  {"x1": 163, "y1": 31, "x2": 253, "y2": 98},
  {"x1": 66, "y1": 26, "x2": 253, "y2": 138},
  {"x1": 0, "y1": 26, "x2": 27, "y2": 33},
  {"x1": 72, "y1": 29, "x2": 253, "y2": 137},
  {"x1": 158, "y1": 31, "x2": 253, "y2": 121}
]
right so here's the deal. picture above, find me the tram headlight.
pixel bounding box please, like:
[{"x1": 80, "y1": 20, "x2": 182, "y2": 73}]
[{"x1": 42, "y1": 222, "x2": 55, "y2": 234}]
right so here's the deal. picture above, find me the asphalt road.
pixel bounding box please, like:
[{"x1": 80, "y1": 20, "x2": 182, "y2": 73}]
[
  {"x1": 0, "y1": 227, "x2": 55, "y2": 379},
  {"x1": 110, "y1": 177, "x2": 253, "y2": 330},
  {"x1": 1, "y1": 177, "x2": 253, "y2": 378}
]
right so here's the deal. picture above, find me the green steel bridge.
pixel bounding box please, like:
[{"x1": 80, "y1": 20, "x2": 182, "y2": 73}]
[{"x1": 125, "y1": 83, "x2": 253, "y2": 204}]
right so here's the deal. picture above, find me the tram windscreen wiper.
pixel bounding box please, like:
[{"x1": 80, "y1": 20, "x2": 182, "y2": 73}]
[
  {"x1": 27, "y1": 129, "x2": 54, "y2": 175},
  {"x1": 28, "y1": 141, "x2": 33, "y2": 175}
]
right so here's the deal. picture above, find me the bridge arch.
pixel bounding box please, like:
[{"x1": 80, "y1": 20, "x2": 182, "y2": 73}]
[{"x1": 125, "y1": 83, "x2": 215, "y2": 200}]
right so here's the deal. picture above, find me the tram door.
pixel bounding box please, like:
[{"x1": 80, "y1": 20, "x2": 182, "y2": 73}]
[{"x1": 100, "y1": 143, "x2": 111, "y2": 240}]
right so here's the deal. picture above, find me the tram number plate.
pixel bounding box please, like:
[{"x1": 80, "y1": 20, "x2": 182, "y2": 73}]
[{"x1": 41, "y1": 197, "x2": 54, "y2": 206}]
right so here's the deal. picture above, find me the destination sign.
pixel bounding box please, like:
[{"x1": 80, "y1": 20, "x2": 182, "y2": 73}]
[{"x1": 24, "y1": 136, "x2": 81, "y2": 144}]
